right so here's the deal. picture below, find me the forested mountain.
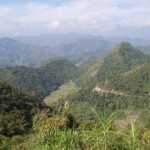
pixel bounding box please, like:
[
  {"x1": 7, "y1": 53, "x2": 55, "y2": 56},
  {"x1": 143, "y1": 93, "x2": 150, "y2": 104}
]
[
  {"x1": 48, "y1": 42, "x2": 150, "y2": 122},
  {"x1": 0, "y1": 81, "x2": 46, "y2": 136},
  {"x1": 104, "y1": 63, "x2": 150, "y2": 96},
  {"x1": 86, "y1": 42, "x2": 150, "y2": 83},
  {"x1": 0, "y1": 59, "x2": 78, "y2": 99},
  {"x1": 72, "y1": 42, "x2": 150, "y2": 90}
]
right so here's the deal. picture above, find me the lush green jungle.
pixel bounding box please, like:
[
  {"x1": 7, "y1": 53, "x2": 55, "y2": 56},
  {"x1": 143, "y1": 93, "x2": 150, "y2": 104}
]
[
  {"x1": 0, "y1": 59, "x2": 78, "y2": 99},
  {"x1": 0, "y1": 41, "x2": 150, "y2": 150}
]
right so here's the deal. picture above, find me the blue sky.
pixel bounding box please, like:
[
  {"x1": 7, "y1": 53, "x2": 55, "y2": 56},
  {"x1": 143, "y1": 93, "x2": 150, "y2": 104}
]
[
  {"x1": 0, "y1": 0, "x2": 70, "y2": 6},
  {"x1": 0, "y1": 0, "x2": 150, "y2": 39}
]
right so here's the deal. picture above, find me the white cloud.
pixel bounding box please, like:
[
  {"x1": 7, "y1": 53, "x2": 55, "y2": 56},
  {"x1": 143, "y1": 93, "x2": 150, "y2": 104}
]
[
  {"x1": 78, "y1": 16, "x2": 96, "y2": 27},
  {"x1": 47, "y1": 20, "x2": 60, "y2": 29},
  {"x1": 120, "y1": 18, "x2": 150, "y2": 28},
  {"x1": 0, "y1": 0, "x2": 150, "y2": 37},
  {"x1": 0, "y1": 5, "x2": 13, "y2": 17}
]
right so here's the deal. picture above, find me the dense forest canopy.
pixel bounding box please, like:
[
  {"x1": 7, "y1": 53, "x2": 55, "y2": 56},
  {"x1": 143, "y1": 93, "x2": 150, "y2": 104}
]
[
  {"x1": 0, "y1": 59, "x2": 79, "y2": 99},
  {"x1": 0, "y1": 81, "x2": 47, "y2": 136}
]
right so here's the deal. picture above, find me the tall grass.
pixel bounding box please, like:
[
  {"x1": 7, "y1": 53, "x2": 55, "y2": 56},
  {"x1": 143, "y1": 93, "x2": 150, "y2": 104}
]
[{"x1": 3, "y1": 109, "x2": 150, "y2": 150}]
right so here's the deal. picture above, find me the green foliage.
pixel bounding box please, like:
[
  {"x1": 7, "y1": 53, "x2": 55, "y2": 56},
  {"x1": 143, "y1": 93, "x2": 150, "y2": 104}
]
[
  {"x1": 104, "y1": 63, "x2": 150, "y2": 96},
  {"x1": 55, "y1": 87, "x2": 149, "y2": 122},
  {"x1": 138, "y1": 109, "x2": 150, "y2": 128},
  {"x1": 95, "y1": 42, "x2": 149, "y2": 83},
  {"x1": 1, "y1": 109, "x2": 150, "y2": 150},
  {"x1": 44, "y1": 80, "x2": 79, "y2": 105},
  {"x1": 0, "y1": 81, "x2": 46, "y2": 136},
  {"x1": 2, "y1": 110, "x2": 149, "y2": 150},
  {"x1": 74, "y1": 42, "x2": 150, "y2": 94},
  {"x1": 0, "y1": 59, "x2": 79, "y2": 99},
  {"x1": 29, "y1": 109, "x2": 79, "y2": 150}
]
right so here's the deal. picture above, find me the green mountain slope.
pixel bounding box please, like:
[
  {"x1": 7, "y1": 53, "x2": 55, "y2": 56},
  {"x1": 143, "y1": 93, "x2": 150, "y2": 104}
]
[
  {"x1": 0, "y1": 59, "x2": 78, "y2": 99},
  {"x1": 86, "y1": 42, "x2": 150, "y2": 82},
  {"x1": 0, "y1": 81, "x2": 46, "y2": 136},
  {"x1": 50, "y1": 42, "x2": 150, "y2": 122},
  {"x1": 104, "y1": 63, "x2": 150, "y2": 96},
  {"x1": 73, "y1": 42, "x2": 150, "y2": 91}
]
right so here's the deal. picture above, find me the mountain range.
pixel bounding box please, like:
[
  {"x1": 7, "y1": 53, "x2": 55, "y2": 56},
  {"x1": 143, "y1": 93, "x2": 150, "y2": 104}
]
[
  {"x1": 1, "y1": 41, "x2": 150, "y2": 140},
  {"x1": 0, "y1": 33, "x2": 150, "y2": 68}
]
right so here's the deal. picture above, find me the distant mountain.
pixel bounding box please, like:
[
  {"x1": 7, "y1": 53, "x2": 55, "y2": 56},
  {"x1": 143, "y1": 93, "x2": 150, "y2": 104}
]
[
  {"x1": 16, "y1": 33, "x2": 105, "y2": 47},
  {"x1": 17, "y1": 34, "x2": 111, "y2": 67},
  {"x1": 16, "y1": 33, "x2": 109, "y2": 67},
  {"x1": 107, "y1": 37, "x2": 150, "y2": 47},
  {"x1": 66, "y1": 50, "x2": 107, "y2": 67},
  {"x1": 16, "y1": 33, "x2": 150, "y2": 47},
  {"x1": 0, "y1": 81, "x2": 46, "y2": 136},
  {"x1": 0, "y1": 37, "x2": 56, "y2": 67},
  {"x1": 15, "y1": 33, "x2": 150, "y2": 67},
  {"x1": 137, "y1": 45, "x2": 150, "y2": 55},
  {"x1": 56, "y1": 38, "x2": 110, "y2": 56},
  {"x1": 0, "y1": 36, "x2": 110, "y2": 67},
  {"x1": 0, "y1": 59, "x2": 78, "y2": 99},
  {"x1": 1, "y1": 34, "x2": 150, "y2": 68},
  {"x1": 0, "y1": 38, "x2": 31, "y2": 66}
]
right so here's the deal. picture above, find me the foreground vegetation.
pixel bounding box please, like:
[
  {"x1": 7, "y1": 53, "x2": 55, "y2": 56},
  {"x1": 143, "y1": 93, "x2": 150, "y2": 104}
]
[
  {"x1": 0, "y1": 81, "x2": 47, "y2": 137},
  {"x1": 1, "y1": 108, "x2": 150, "y2": 150}
]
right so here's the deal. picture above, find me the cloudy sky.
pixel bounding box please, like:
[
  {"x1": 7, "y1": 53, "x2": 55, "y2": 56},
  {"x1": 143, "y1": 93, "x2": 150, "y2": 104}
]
[{"x1": 0, "y1": 0, "x2": 150, "y2": 39}]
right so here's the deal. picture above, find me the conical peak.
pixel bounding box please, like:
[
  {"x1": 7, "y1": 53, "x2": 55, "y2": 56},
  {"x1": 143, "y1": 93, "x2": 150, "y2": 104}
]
[{"x1": 112, "y1": 42, "x2": 134, "y2": 53}]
